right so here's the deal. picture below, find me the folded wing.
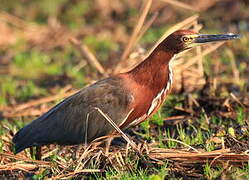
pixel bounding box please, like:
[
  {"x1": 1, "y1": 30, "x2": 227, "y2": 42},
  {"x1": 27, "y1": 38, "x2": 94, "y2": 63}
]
[{"x1": 13, "y1": 77, "x2": 134, "y2": 153}]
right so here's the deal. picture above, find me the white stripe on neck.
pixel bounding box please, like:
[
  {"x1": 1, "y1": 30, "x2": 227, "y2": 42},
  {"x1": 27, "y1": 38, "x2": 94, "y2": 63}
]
[{"x1": 147, "y1": 55, "x2": 175, "y2": 116}]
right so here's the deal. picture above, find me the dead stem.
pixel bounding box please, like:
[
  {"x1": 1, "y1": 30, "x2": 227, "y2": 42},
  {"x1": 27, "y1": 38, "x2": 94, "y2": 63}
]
[
  {"x1": 160, "y1": 0, "x2": 199, "y2": 11},
  {"x1": 94, "y1": 107, "x2": 139, "y2": 152},
  {"x1": 70, "y1": 38, "x2": 106, "y2": 76},
  {"x1": 116, "y1": 0, "x2": 152, "y2": 71}
]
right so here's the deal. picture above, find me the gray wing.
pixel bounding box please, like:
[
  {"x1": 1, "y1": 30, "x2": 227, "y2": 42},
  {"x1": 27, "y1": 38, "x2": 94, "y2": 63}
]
[{"x1": 13, "y1": 77, "x2": 134, "y2": 153}]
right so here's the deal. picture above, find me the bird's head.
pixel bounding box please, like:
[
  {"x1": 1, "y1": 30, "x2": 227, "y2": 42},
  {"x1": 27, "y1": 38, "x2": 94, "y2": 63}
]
[{"x1": 160, "y1": 29, "x2": 240, "y2": 53}]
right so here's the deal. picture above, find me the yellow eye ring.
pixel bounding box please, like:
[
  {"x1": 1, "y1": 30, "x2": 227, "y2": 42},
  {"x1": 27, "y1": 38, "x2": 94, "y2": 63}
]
[{"x1": 182, "y1": 36, "x2": 189, "y2": 42}]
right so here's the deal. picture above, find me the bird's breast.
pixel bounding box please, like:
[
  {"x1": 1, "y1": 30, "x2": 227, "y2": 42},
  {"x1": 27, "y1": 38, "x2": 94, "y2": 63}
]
[
  {"x1": 127, "y1": 82, "x2": 172, "y2": 127},
  {"x1": 118, "y1": 65, "x2": 173, "y2": 128},
  {"x1": 118, "y1": 84, "x2": 172, "y2": 129}
]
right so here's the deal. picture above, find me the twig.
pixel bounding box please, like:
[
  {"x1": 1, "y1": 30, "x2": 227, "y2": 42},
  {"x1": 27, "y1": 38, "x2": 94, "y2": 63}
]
[
  {"x1": 193, "y1": 20, "x2": 204, "y2": 75},
  {"x1": 74, "y1": 144, "x2": 95, "y2": 171},
  {"x1": 70, "y1": 38, "x2": 106, "y2": 76},
  {"x1": 117, "y1": 0, "x2": 152, "y2": 67},
  {"x1": 149, "y1": 149, "x2": 249, "y2": 163},
  {"x1": 94, "y1": 107, "x2": 139, "y2": 152},
  {"x1": 0, "y1": 10, "x2": 31, "y2": 29},
  {"x1": 3, "y1": 107, "x2": 50, "y2": 118},
  {"x1": 160, "y1": 0, "x2": 199, "y2": 11},
  {"x1": 180, "y1": 42, "x2": 224, "y2": 70},
  {"x1": 164, "y1": 115, "x2": 186, "y2": 121},
  {"x1": 227, "y1": 49, "x2": 240, "y2": 82},
  {"x1": 134, "y1": 12, "x2": 159, "y2": 52},
  {"x1": 2, "y1": 89, "x2": 78, "y2": 113},
  {"x1": 114, "y1": 12, "x2": 157, "y2": 74},
  {"x1": 0, "y1": 162, "x2": 45, "y2": 171},
  {"x1": 0, "y1": 152, "x2": 50, "y2": 165},
  {"x1": 230, "y1": 93, "x2": 245, "y2": 108}
]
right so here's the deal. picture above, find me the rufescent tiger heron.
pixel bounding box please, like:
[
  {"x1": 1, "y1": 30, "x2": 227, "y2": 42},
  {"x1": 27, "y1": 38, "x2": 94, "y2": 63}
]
[{"x1": 13, "y1": 30, "x2": 239, "y2": 153}]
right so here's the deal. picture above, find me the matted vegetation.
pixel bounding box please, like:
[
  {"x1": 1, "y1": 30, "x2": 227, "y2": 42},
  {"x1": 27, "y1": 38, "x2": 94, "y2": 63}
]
[{"x1": 0, "y1": 0, "x2": 249, "y2": 179}]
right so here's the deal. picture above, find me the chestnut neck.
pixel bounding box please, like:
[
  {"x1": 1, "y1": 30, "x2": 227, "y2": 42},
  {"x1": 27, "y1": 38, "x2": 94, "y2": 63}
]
[{"x1": 127, "y1": 48, "x2": 175, "y2": 92}]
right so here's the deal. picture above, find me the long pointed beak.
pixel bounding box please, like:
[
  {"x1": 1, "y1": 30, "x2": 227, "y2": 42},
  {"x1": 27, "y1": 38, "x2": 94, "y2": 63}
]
[{"x1": 194, "y1": 33, "x2": 240, "y2": 44}]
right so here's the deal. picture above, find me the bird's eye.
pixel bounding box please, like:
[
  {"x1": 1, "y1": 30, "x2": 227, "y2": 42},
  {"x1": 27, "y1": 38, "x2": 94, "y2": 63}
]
[{"x1": 182, "y1": 36, "x2": 189, "y2": 42}]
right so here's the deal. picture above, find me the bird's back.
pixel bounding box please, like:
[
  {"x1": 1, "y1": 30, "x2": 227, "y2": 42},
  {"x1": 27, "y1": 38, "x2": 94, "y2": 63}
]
[{"x1": 13, "y1": 76, "x2": 134, "y2": 153}]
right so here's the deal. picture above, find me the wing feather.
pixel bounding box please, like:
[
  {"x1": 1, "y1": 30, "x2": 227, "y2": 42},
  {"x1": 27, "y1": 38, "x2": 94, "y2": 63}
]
[{"x1": 13, "y1": 77, "x2": 134, "y2": 153}]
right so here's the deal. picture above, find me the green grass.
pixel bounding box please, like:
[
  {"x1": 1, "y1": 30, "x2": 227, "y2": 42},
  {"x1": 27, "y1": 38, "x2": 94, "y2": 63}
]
[{"x1": 97, "y1": 161, "x2": 169, "y2": 180}]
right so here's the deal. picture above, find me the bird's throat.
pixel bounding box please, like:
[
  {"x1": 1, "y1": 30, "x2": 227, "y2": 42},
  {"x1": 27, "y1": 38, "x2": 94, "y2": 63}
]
[{"x1": 128, "y1": 50, "x2": 175, "y2": 91}]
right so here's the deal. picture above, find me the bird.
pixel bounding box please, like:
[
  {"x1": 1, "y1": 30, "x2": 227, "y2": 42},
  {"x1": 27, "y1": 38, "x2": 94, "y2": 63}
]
[{"x1": 13, "y1": 29, "x2": 239, "y2": 153}]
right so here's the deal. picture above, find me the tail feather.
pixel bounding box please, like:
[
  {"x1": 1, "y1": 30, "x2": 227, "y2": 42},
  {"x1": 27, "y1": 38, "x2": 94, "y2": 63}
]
[
  {"x1": 12, "y1": 119, "x2": 51, "y2": 153},
  {"x1": 12, "y1": 93, "x2": 77, "y2": 153},
  {"x1": 12, "y1": 127, "x2": 31, "y2": 153},
  {"x1": 13, "y1": 124, "x2": 39, "y2": 153}
]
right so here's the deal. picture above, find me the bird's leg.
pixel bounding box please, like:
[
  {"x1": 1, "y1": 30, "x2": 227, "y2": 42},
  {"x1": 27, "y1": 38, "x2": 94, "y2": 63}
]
[
  {"x1": 29, "y1": 146, "x2": 41, "y2": 160},
  {"x1": 35, "y1": 146, "x2": 41, "y2": 160},
  {"x1": 29, "y1": 147, "x2": 34, "y2": 158}
]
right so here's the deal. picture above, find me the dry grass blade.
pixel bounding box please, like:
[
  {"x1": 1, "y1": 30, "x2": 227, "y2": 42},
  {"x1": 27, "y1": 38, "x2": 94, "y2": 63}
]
[
  {"x1": 210, "y1": 154, "x2": 226, "y2": 166},
  {"x1": 164, "y1": 115, "x2": 187, "y2": 121},
  {"x1": 193, "y1": 20, "x2": 204, "y2": 74},
  {"x1": 0, "y1": 10, "x2": 30, "y2": 29},
  {"x1": 114, "y1": 11, "x2": 157, "y2": 74},
  {"x1": 117, "y1": 0, "x2": 152, "y2": 66},
  {"x1": 149, "y1": 148, "x2": 249, "y2": 163},
  {"x1": 2, "y1": 107, "x2": 50, "y2": 118},
  {"x1": 94, "y1": 107, "x2": 138, "y2": 152},
  {"x1": 0, "y1": 162, "x2": 41, "y2": 171},
  {"x1": 226, "y1": 49, "x2": 240, "y2": 82},
  {"x1": 2, "y1": 89, "x2": 78, "y2": 115},
  {"x1": 164, "y1": 138, "x2": 199, "y2": 153},
  {"x1": 230, "y1": 93, "x2": 245, "y2": 108},
  {"x1": 135, "y1": 12, "x2": 159, "y2": 49},
  {"x1": 160, "y1": 0, "x2": 199, "y2": 11},
  {"x1": 179, "y1": 42, "x2": 224, "y2": 70},
  {"x1": 0, "y1": 152, "x2": 50, "y2": 165},
  {"x1": 74, "y1": 144, "x2": 96, "y2": 171},
  {"x1": 41, "y1": 148, "x2": 58, "y2": 160},
  {"x1": 50, "y1": 169, "x2": 102, "y2": 180},
  {"x1": 70, "y1": 38, "x2": 106, "y2": 76}
]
